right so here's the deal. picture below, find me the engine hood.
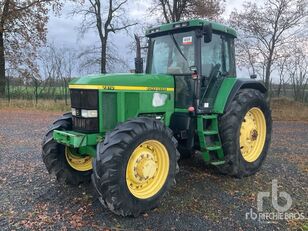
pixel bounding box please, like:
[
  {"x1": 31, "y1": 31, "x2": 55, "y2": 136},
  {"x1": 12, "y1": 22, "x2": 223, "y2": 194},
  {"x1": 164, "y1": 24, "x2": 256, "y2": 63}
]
[{"x1": 69, "y1": 73, "x2": 174, "y2": 91}]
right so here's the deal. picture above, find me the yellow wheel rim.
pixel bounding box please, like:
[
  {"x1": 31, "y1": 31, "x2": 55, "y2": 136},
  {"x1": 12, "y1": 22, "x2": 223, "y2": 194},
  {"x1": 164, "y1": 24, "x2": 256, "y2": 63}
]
[
  {"x1": 65, "y1": 147, "x2": 93, "y2": 172},
  {"x1": 240, "y1": 107, "x2": 266, "y2": 162},
  {"x1": 126, "y1": 140, "x2": 169, "y2": 199}
]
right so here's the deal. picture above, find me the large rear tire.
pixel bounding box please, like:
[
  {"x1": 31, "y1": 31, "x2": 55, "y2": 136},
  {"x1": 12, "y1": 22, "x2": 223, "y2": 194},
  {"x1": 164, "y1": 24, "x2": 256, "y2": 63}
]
[
  {"x1": 92, "y1": 117, "x2": 180, "y2": 216},
  {"x1": 217, "y1": 89, "x2": 272, "y2": 178},
  {"x1": 42, "y1": 113, "x2": 92, "y2": 185}
]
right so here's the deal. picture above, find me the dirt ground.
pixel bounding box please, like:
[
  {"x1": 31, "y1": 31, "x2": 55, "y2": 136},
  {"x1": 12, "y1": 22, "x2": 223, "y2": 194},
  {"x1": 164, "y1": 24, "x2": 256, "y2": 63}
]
[{"x1": 0, "y1": 108, "x2": 307, "y2": 230}]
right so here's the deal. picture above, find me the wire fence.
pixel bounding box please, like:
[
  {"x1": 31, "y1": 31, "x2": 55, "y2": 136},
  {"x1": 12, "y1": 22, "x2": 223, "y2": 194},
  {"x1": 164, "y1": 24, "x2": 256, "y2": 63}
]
[
  {"x1": 270, "y1": 86, "x2": 308, "y2": 103},
  {"x1": 2, "y1": 77, "x2": 71, "y2": 105},
  {"x1": 1, "y1": 77, "x2": 308, "y2": 105}
]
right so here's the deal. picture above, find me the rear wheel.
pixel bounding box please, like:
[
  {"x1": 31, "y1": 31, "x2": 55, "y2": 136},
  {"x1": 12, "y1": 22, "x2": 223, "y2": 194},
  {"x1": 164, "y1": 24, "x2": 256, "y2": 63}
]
[
  {"x1": 42, "y1": 113, "x2": 92, "y2": 185},
  {"x1": 217, "y1": 89, "x2": 272, "y2": 177},
  {"x1": 92, "y1": 117, "x2": 179, "y2": 216}
]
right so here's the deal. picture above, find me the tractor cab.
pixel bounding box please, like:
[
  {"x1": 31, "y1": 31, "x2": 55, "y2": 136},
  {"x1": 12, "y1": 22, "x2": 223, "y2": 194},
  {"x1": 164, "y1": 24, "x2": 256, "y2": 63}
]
[{"x1": 145, "y1": 20, "x2": 237, "y2": 113}]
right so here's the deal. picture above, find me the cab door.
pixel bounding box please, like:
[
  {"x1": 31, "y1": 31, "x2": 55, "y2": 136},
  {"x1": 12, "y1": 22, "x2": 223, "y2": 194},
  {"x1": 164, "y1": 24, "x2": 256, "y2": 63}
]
[{"x1": 200, "y1": 33, "x2": 236, "y2": 112}]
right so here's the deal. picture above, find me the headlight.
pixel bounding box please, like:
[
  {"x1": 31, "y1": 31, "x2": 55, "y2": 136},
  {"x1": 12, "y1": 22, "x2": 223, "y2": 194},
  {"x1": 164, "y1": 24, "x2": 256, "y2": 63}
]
[
  {"x1": 71, "y1": 108, "x2": 77, "y2": 116},
  {"x1": 81, "y1": 109, "x2": 98, "y2": 118}
]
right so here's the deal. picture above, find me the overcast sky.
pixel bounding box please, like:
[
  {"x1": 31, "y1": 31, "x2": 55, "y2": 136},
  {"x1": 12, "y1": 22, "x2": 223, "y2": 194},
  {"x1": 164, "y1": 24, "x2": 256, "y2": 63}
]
[{"x1": 47, "y1": 0, "x2": 246, "y2": 75}]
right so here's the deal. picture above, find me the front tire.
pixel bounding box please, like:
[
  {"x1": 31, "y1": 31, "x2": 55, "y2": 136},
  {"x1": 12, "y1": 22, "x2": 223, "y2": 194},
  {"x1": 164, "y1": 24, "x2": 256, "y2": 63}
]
[
  {"x1": 217, "y1": 89, "x2": 272, "y2": 178},
  {"x1": 92, "y1": 117, "x2": 179, "y2": 216},
  {"x1": 42, "y1": 113, "x2": 92, "y2": 185}
]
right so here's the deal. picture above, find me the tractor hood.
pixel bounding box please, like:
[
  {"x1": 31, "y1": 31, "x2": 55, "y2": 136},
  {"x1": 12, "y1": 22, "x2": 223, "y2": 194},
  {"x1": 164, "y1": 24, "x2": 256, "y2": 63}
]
[{"x1": 69, "y1": 73, "x2": 174, "y2": 92}]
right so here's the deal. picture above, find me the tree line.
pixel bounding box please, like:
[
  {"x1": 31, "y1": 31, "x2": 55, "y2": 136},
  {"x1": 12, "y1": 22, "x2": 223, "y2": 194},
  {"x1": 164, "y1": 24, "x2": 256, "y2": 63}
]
[{"x1": 0, "y1": 0, "x2": 307, "y2": 103}]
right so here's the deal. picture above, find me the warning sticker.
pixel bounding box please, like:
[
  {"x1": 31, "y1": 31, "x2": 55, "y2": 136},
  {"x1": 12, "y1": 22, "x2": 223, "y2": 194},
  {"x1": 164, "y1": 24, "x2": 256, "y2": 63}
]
[{"x1": 183, "y1": 36, "x2": 193, "y2": 45}]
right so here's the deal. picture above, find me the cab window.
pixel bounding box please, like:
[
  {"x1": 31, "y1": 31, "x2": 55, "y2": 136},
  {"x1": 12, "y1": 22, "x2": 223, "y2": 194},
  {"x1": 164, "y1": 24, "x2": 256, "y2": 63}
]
[{"x1": 201, "y1": 34, "x2": 235, "y2": 77}]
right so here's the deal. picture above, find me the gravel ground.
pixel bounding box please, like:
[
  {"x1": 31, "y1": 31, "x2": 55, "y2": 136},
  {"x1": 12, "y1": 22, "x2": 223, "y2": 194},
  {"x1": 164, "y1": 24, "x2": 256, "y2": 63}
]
[{"x1": 0, "y1": 108, "x2": 307, "y2": 230}]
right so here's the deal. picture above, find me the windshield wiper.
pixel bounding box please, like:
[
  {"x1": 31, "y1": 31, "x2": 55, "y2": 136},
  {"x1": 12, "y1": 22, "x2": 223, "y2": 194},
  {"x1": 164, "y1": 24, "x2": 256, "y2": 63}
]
[{"x1": 170, "y1": 34, "x2": 188, "y2": 62}]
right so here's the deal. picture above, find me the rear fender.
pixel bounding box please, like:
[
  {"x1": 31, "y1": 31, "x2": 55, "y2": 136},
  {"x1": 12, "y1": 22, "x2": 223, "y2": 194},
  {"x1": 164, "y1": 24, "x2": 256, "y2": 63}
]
[{"x1": 224, "y1": 78, "x2": 267, "y2": 112}]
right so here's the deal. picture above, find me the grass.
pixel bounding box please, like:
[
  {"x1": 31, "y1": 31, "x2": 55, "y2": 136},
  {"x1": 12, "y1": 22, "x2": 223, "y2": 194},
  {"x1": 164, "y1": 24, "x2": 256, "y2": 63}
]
[
  {"x1": 1, "y1": 97, "x2": 308, "y2": 121},
  {"x1": 271, "y1": 97, "x2": 308, "y2": 121},
  {"x1": 5, "y1": 86, "x2": 67, "y2": 100},
  {"x1": 0, "y1": 99, "x2": 70, "y2": 112}
]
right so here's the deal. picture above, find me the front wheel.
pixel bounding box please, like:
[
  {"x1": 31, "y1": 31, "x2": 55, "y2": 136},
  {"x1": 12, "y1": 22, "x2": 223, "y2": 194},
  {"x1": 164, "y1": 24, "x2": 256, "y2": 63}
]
[
  {"x1": 92, "y1": 117, "x2": 179, "y2": 216},
  {"x1": 42, "y1": 113, "x2": 92, "y2": 185},
  {"x1": 217, "y1": 89, "x2": 272, "y2": 178}
]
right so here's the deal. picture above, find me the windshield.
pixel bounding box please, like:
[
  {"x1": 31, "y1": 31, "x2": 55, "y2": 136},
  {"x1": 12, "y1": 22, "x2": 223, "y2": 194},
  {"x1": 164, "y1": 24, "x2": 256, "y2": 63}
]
[{"x1": 148, "y1": 31, "x2": 195, "y2": 75}]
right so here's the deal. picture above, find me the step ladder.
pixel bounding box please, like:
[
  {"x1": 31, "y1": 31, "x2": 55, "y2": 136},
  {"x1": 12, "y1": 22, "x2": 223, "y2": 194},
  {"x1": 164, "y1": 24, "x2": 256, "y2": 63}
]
[{"x1": 197, "y1": 114, "x2": 225, "y2": 165}]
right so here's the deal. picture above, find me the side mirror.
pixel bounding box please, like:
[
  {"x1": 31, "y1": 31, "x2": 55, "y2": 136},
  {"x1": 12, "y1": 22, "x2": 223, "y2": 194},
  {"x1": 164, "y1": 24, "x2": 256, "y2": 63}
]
[
  {"x1": 203, "y1": 24, "x2": 212, "y2": 43},
  {"x1": 190, "y1": 66, "x2": 197, "y2": 72},
  {"x1": 250, "y1": 74, "x2": 257, "y2": 79}
]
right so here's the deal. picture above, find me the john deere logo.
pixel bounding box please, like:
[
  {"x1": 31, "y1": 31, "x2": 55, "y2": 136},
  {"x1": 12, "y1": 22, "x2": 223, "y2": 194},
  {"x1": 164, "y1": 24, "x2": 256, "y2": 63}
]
[{"x1": 147, "y1": 87, "x2": 167, "y2": 91}]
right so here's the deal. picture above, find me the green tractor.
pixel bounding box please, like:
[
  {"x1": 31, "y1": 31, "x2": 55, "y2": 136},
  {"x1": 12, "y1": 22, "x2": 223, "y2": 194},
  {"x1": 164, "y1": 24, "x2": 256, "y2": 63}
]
[{"x1": 42, "y1": 19, "x2": 272, "y2": 216}]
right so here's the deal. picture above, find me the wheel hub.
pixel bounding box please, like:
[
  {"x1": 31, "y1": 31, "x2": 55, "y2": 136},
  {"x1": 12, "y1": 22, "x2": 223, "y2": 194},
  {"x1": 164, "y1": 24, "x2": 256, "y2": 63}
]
[
  {"x1": 250, "y1": 129, "x2": 258, "y2": 141},
  {"x1": 65, "y1": 147, "x2": 93, "y2": 172},
  {"x1": 240, "y1": 107, "x2": 266, "y2": 162},
  {"x1": 135, "y1": 157, "x2": 157, "y2": 180},
  {"x1": 126, "y1": 140, "x2": 169, "y2": 199}
]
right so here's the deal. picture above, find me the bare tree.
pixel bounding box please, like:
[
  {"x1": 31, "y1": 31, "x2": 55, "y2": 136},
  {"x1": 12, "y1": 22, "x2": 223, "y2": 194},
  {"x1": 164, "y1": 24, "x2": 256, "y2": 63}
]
[
  {"x1": 236, "y1": 40, "x2": 259, "y2": 76},
  {"x1": 189, "y1": 0, "x2": 225, "y2": 20},
  {"x1": 230, "y1": 0, "x2": 307, "y2": 91},
  {"x1": 151, "y1": 0, "x2": 189, "y2": 22},
  {"x1": 39, "y1": 44, "x2": 77, "y2": 104},
  {"x1": 0, "y1": 0, "x2": 61, "y2": 97},
  {"x1": 276, "y1": 54, "x2": 290, "y2": 97},
  {"x1": 286, "y1": 47, "x2": 308, "y2": 102},
  {"x1": 150, "y1": 0, "x2": 225, "y2": 23},
  {"x1": 73, "y1": 0, "x2": 137, "y2": 74},
  {"x1": 77, "y1": 43, "x2": 129, "y2": 74}
]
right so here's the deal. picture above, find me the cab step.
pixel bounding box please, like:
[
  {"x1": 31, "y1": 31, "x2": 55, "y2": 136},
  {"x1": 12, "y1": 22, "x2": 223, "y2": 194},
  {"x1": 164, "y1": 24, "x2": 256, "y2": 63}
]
[
  {"x1": 202, "y1": 115, "x2": 217, "y2": 120},
  {"x1": 197, "y1": 114, "x2": 224, "y2": 163},
  {"x1": 206, "y1": 145, "x2": 222, "y2": 151},
  {"x1": 203, "y1": 130, "x2": 218, "y2": 135},
  {"x1": 211, "y1": 160, "x2": 225, "y2": 166}
]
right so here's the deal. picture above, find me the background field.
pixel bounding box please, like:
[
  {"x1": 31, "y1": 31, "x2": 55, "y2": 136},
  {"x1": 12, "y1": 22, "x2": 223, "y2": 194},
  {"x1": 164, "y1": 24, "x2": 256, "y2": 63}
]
[
  {"x1": 0, "y1": 87, "x2": 307, "y2": 230},
  {"x1": 0, "y1": 108, "x2": 307, "y2": 230},
  {"x1": 1, "y1": 97, "x2": 308, "y2": 121}
]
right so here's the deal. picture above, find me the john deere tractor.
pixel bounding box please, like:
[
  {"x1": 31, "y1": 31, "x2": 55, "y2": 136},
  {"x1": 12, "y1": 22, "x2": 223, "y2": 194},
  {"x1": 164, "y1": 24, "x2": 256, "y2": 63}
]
[{"x1": 42, "y1": 19, "x2": 272, "y2": 216}]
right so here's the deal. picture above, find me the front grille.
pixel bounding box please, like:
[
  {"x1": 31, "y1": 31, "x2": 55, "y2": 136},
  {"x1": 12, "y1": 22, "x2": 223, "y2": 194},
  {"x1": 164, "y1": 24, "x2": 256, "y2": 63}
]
[
  {"x1": 102, "y1": 92, "x2": 117, "y2": 130},
  {"x1": 72, "y1": 117, "x2": 99, "y2": 133},
  {"x1": 71, "y1": 89, "x2": 98, "y2": 109},
  {"x1": 70, "y1": 89, "x2": 99, "y2": 133}
]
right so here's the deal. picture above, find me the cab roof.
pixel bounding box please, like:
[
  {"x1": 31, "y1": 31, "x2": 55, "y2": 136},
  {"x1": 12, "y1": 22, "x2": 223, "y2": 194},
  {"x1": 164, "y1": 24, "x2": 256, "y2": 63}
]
[{"x1": 145, "y1": 19, "x2": 237, "y2": 38}]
